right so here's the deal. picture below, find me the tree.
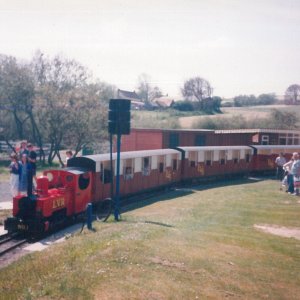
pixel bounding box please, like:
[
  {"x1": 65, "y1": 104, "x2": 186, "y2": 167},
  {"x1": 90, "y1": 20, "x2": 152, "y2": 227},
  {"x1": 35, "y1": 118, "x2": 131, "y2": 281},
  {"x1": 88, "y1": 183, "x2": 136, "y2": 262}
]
[
  {"x1": 0, "y1": 55, "x2": 35, "y2": 141},
  {"x1": 257, "y1": 93, "x2": 276, "y2": 105},
  {"x1": 63, "y1": 82, "x2": 112, "y2": 156},
  {"x1": 149, "y1": 85, "x2": 163, "y2": 101},
  {"x1": 30, "y1": 52, "x2": 89, "y2": 165},
  {"x1": 30, "y1": 51, "x2": 111, "y2": 165},
  {"x1": 172, "y1": 100, "x2": 195, "y2": 111},
  {"x1": 233, "y1": 95, "x2": 256, "y2": 107},
  {"x1": 136, "y1": 73, "x2": 163, "y2": 104},
  {"x1": 284, "y1": 84, "x2": 300, "y2": 105},
  {"x1": 0, "y1": 50, "x2": 113, "y2": 164},
  {"x1": 181, "y1": 76, "x2": 212, "y2": 110}
]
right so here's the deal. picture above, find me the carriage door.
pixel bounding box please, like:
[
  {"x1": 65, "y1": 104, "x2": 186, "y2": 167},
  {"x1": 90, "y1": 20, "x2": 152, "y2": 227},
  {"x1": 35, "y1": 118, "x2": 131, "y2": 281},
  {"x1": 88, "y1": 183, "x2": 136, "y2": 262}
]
[{"x1": 75, "y1": 172, "x2": 92, "y2": 214}]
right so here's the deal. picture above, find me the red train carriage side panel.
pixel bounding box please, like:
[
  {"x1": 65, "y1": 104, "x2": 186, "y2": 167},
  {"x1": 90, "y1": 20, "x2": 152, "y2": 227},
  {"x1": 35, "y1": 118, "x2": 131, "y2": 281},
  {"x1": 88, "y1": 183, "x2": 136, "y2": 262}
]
[
  {"x1": 177, "y1": 146, "x2": 253, "y2": 182},
  {"x1": 250, "y1": 145, "x2": 300, "y2": 173},
  {"x1": 67, "y1": 149, "x2": 182, "y2": 202}
]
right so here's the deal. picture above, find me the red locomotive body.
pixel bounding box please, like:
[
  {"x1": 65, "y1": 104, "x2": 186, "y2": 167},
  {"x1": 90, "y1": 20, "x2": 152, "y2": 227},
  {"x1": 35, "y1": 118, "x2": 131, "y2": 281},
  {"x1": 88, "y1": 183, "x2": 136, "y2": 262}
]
[{"x1": 6, "y1": 168, "x2": 93, "y2": 235}]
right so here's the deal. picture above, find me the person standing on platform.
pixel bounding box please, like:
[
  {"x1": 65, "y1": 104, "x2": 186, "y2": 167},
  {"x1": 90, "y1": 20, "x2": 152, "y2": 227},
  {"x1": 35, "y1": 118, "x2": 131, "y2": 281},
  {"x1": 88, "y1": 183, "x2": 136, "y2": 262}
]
[
  {"x1": 27, "y1": 143, "x2": 37, "y2": 188},
  {"x1": 19, "y1": 154, "x2": 29, "y2": 195},
  {"x1": 64, "y1": 150, "x2": 73, "y2": 167},
  {"x1": 275, "y1": 152, "x2": 286, "y2": 181},
  {"x1": 291, "y1": 152, "x2": 300, "y2": 196},
  {"x1": 283, "y1": 157, "x2": 294, "y2": 194},
  {"x1": 18, "y1": 140, "x2": 29, "y2": 157},
  {"x1": 8, "y1": 153, "x2": 21, "y2": 197}
]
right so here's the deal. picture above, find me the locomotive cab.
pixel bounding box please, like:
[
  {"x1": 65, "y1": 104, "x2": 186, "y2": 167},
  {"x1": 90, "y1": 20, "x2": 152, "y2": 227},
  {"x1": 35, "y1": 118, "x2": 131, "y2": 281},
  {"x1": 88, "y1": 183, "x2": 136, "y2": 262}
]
[{"x1": 44, "y1": 168, "x2": 93, "y2": 215}]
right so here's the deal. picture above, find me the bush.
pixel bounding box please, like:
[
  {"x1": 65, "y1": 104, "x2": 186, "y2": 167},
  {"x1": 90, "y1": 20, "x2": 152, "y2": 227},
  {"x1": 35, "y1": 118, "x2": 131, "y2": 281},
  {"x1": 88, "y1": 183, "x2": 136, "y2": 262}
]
[
  {"x1": 172, "y1": 100, "x2": 195, "y2": 111},
  {"x1": 233, "y1": 94, "x2": 276, "y2": 107}
]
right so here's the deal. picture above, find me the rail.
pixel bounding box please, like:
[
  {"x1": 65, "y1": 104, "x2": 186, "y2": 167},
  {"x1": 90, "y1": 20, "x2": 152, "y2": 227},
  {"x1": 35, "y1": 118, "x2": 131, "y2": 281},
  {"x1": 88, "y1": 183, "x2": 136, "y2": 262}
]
[{"x1": 0, "y1": 234, "x2": 27, "y2": 257}]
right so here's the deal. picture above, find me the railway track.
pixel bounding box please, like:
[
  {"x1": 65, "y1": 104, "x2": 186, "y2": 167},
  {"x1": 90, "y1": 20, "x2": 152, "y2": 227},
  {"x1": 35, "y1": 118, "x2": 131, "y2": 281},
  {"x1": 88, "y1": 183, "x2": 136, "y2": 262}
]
[{"x1": 0, "y1": 234, "x2": 28, "y2": 257}]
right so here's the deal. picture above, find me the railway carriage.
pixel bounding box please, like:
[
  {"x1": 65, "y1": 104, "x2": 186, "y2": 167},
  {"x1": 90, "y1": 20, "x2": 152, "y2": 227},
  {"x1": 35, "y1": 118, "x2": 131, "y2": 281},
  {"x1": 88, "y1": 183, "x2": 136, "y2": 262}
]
[
  {"x1": 67, "y1": 149, "x2": 182, "y2": 199},
  {"x1": 250, "y1": 145, "x2": 300, "y2": 174},
  {"x1": 177, "y1": 146, "x2": 253, "y2": 183}
]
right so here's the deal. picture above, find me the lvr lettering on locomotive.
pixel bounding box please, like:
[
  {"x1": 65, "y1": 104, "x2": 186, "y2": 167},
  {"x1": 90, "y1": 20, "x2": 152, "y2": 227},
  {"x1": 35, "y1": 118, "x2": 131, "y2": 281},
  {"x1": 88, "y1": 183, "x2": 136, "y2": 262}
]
[{"x1": 53, "y1": 197, "x2": 65, "y2": 209}]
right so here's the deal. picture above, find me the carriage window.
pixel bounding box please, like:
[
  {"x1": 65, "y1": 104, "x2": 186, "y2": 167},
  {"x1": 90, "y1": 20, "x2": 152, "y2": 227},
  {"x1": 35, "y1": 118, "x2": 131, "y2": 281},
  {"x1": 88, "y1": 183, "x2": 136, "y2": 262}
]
[
  {"x1": 158, "y1": 155, "x2": 165, "y2": 173},
  {"x1": 172, "y1": 159, "x2": 177, "y2": 171},
  {"x1": 189, "y1": 152, "x2": 197, "y2": 167},
  {"x1": 172, "y1": 154, "x2": 178, "y2": 171},
  {"x1": 219, "y1": 150, "x2": 226, "y2": 165},
  {"x1": 124, "y1": 159, "x2": 133, "y2": 180},
  {"x1": 245, "y1": 150, "x2": 252, "y2": 163},
  {"x1": 159, "y1": 163, "x2": 164, "y2": 173},
  {"x1": 205, "y1": 151, "x2": 213, "y2": 166},
  {"x1": 100, "y1": 161, "x2": 113, "y2": 184},
  {"x1": 246, "y1": 154, "x2": 250, "y2": 163},
  {"x1": 79, "y1": 173, "x2": 90, "y2": 190},
  {"x1": 233, "y1": 150, "x2": 240, "y2": 164},
  {"x1": 142, "y1": 157, "x2": 151, "y2": 176}
]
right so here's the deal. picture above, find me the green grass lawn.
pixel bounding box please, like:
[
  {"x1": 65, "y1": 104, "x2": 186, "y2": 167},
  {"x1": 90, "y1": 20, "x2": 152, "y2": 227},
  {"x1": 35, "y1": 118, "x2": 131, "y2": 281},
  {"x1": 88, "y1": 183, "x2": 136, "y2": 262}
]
[{"x1": 0, "y1": 179, "x2": 299, "y2": 299}]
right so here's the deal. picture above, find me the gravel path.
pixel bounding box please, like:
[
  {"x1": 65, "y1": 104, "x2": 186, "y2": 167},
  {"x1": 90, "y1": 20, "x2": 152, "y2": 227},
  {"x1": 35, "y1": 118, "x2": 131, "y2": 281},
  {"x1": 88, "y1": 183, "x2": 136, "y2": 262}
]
[{"x1": 0, "y1": 182, "x2": 11, "y2": 202}]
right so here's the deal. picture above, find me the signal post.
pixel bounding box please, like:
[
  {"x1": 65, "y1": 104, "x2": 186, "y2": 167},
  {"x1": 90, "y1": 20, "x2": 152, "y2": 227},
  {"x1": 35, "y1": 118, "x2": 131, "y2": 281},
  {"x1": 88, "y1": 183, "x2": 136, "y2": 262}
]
[{"x1": 108, "y1": 99, "x2": 131, "y2": 221}]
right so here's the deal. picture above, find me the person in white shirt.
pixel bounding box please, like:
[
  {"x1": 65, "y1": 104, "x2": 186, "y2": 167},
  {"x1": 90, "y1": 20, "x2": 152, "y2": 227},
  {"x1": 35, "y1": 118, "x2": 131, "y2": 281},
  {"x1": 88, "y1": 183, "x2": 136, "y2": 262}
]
[{"x1": 275, "y1": 152, "x2": 286, "y2": 181}]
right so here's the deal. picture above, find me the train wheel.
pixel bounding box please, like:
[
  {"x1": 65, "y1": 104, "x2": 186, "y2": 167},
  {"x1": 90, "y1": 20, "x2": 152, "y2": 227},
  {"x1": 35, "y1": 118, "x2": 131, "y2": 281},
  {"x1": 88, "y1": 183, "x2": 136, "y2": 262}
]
[{"x1": 96, "y1": 199, "x2": 113, "y2": 222}]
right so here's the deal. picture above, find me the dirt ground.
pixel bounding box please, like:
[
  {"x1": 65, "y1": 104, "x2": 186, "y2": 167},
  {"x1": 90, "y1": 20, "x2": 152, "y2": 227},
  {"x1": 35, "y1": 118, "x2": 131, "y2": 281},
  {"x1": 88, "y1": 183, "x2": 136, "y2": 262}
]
[{"x1": 254, "y1": 224, "x2": 300, "y2": 240}]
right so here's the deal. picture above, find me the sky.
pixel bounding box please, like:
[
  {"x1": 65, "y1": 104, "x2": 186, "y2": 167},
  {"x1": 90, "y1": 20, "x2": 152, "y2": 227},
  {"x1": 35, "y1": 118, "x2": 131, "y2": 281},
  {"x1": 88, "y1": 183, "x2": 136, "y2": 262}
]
[{"x1": 0, "y1": 0, "x2": 299, "y2": 98}]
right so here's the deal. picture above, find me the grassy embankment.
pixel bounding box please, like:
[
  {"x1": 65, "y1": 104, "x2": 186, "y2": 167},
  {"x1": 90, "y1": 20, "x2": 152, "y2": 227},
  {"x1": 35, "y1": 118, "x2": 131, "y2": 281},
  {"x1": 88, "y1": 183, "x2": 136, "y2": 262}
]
[
  {"x1": 130, "y1": 104, "x2": 300, "y2": 129},
  {"x1": 0, "y1": 179, "x2": 299, "y2": 299},
  {"x1": 189, "y1": 105, "x2": 300, "y2": 129},
  {"x1": 131, "y1": 110, "x2": 205, "y2": 129}
]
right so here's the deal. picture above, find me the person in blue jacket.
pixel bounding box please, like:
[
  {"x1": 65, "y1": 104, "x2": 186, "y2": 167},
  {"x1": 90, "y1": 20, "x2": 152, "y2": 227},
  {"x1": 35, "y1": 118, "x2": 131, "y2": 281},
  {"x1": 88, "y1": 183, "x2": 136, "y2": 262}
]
[{"x1": 19, "y1": 154, "x2": 30, "y2": 195}]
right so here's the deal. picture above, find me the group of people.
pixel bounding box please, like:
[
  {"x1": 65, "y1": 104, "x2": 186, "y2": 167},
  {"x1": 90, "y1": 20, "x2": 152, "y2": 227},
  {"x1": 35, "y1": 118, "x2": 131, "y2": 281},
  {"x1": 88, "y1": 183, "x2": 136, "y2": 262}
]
[
  {"x1": 275, "y1": 152, "x2": 300, "y2": 196},
  {"x1": 8, "y1": 141, "x2": 37, "y2": 197}
]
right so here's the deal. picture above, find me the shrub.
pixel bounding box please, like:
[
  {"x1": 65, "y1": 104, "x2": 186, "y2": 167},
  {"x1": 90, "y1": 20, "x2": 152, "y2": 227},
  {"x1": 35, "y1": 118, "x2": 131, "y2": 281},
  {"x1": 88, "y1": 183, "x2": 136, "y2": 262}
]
[{"x1": 172, "y1": 100, "x2": 195, "y2": 111}]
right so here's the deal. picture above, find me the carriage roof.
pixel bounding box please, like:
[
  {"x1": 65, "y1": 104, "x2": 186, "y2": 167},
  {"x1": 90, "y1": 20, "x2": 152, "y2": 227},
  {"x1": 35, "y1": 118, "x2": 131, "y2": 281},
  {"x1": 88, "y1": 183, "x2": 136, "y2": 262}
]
[{"x1": 67, "y1": 149, "x2": 180, "y2": 172}]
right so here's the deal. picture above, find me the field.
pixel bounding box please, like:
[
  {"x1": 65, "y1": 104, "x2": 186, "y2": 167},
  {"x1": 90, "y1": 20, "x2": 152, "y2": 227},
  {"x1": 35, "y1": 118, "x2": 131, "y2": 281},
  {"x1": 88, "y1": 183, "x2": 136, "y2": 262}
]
[
  {"x1": 132, "y1": 105, "x2": 300, "y2": 129},
  {"x1": 0, "y1": 179, "x2": 299, "y2": 299}
]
